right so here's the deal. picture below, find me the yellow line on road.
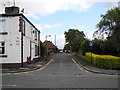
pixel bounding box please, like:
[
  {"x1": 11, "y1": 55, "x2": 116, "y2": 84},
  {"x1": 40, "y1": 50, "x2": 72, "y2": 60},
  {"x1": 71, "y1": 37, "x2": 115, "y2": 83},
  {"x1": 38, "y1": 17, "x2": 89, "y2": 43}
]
[
  {"x1": 35, "y1": 59, "x2": 53, "y2": 72},
  {"x1": 72, "y1": 59, "x2": 83, "y2": 71},
  {"x1": 72, "y1": 58, "x2": 88, "y2": 72},
  {"x1": 72, "y1": 59, "x2": 119, "y2": 76},
  {"x1": 0, "y1": 59, "x2": 53, "y2": 75}
]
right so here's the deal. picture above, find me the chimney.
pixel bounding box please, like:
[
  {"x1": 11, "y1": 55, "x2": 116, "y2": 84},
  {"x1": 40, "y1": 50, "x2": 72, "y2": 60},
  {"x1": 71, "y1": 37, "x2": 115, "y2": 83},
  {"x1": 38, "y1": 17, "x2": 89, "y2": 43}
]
[{"x1": 5, "y1": 6, "x2": 19, "y2": 14}]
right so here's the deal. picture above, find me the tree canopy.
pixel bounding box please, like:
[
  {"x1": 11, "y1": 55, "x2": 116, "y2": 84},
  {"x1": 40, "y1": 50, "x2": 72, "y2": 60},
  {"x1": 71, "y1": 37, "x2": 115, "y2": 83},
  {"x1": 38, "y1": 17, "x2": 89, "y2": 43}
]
[
  {"x1": 94, "y1": 7, "x2": 120, "y2": 39},
  {"x1": 93, "y1": 7, "x2": 120, "y2": 56},
  {"x1": 64, "y1": 29, "x2": 85, "y2": 52}
]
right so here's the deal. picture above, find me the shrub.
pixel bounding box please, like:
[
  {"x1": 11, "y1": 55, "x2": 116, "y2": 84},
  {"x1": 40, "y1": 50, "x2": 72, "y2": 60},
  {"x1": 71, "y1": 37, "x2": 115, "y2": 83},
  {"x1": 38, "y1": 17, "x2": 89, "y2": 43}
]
[
  {"x1": 81, "y1": 40, "x2": 92, "y2": 56},
  {"x1": 40, "y1": 41, "x2": 48, "y2": 56},
  {"x1": 48, "y1": 49, "x2": 54, "y2": 53},
  {"x1": 85, "y1": 52, "x2": 120, "y2": 69}
]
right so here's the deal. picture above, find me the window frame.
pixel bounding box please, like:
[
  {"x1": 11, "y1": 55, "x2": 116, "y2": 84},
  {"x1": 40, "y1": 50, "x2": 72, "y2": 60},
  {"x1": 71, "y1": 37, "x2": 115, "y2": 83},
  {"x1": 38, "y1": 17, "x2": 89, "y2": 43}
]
[
  {"x1": 22, "y1": 20, "x2": 25, "y2": 36},
  {"x1": 35, "y1": 45, "x2": 38, "y2": 56},
  {"x1": 0, "y1": 19, "x2": 5, "y2": 32},
  {"x1": 0, "y1": 41, "x2": 5, "y2": 54},
  {"x1": 35, "y1": 30, "x2": 37, "y2": 41},
  {"x1": 19, "y1": 17, "x2": 25, "y2": 36}
]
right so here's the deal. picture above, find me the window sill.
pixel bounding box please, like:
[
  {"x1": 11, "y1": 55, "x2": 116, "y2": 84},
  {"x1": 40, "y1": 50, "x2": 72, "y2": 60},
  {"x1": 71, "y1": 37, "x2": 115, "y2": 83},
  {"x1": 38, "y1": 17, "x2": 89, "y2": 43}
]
[
  {"x1": 0, "y1": 32, "x2": 8, "y2": 35},
  {"x1": 0, "y1": 55, "x2": 7, "y2": 57}
]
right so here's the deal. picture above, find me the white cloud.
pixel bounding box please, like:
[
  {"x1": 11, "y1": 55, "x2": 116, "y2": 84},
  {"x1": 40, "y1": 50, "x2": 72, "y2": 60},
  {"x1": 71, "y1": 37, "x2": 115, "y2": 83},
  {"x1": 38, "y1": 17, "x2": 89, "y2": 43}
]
[
  {"x1": 40, "y1": 34, "x2": 46, "y2": 42},
  {"x1": 85, "y1": 31, "x2": 95, "y2": 40},
  {"x1": 25, "y1": 14, "x2": 40, "y2": 20},
  {"x1": 56, "y1": 34, "x2": 65, "y2": 49},
  {"x1": 34, "y1": 23, "x2": 61, "y2": 31},
  {"x1": 103, "y1": 2, "x2": 119, "y2": 9},
  {"x1": 34, "y1": 24, "x2": 42, "y2": 31},
  {"x1": 42, "y1": 24, "x2": 61, "y2": 29},
  {"x1": 40, "y1": 34, "x2": 65, "y2": 49},
  {"x1": 1, "y1": 0, "x2": 119, "y2": 15}
]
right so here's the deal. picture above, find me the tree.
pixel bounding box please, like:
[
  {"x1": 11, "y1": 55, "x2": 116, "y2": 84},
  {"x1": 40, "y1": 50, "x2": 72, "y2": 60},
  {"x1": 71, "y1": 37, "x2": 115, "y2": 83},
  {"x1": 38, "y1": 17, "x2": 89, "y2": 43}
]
[
  {"x1": 93, "y1": 7, "x2": 120, "y2": 56},
  {"x1": 96, "y1": 7, "x2": 120, "y2": 38},
  {"x1": 92, "y1": 39, "x2": 104, "y2": 55},
  {"x1": 40, "y1": 41, "x2": 48, "y2": 56},
  {"x1": 81, "y1": 40, "x2": 91, "y2": 56},
  {"x1": 81, "y1": 39, "x2": 107, "y2": 56},
  {"x1": 64, "y1": 29, "x2": 85, "y2": 54},
  {"x1": 63, "y1": 44, "x2": 71, "y2": 52}
]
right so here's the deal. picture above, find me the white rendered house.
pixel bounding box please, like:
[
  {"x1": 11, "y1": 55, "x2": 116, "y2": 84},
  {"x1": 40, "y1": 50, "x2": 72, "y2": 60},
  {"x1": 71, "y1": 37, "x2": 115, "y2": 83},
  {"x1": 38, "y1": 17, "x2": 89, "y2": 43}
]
[{"x1": 0, "y1": 6, "x2": 40, "y2": 67}]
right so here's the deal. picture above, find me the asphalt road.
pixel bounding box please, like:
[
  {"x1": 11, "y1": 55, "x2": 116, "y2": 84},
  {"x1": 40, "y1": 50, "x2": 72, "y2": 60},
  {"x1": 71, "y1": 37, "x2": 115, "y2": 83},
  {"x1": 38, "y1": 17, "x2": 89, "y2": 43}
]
[{"x1": 2, "y1": 53, "x2": 119, "y2": 88}]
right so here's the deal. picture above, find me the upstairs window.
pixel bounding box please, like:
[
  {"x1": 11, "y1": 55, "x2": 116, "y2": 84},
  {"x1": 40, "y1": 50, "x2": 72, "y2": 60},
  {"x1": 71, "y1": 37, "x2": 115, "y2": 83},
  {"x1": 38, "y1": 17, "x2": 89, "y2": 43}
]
[
  {"x1": 22, "y1": 20, "x2": 25, "y2": 35},
  {"x1": 35, "y1": 30, "x2": 37, "y2": 41},
  {"x1": 19, "y1": 17, "x2": 25, "y2": 35},
  {"x1": 0, "y1": 19, "x2": 5, "y2": 32},
  {"x1": 35, "y1": 45, "x2": 38, "y2": 56},
  {"x1": 0, "y1": 41, "x2": 5, "y2": 54}
]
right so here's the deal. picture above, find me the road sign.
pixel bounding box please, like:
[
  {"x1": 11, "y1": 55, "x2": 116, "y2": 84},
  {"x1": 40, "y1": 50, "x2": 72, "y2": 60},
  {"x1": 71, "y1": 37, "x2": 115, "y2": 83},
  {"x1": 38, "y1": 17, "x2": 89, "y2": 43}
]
[{"x1": 89, "y1": 42, "x2": 93, "y2": 46}]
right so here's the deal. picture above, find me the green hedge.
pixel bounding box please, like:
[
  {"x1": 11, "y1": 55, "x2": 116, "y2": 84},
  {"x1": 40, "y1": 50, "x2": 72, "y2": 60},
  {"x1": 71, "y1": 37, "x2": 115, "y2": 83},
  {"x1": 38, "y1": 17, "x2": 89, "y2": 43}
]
[{"x1": 85, "y1": 52, "x2": 120, "y2": 69}]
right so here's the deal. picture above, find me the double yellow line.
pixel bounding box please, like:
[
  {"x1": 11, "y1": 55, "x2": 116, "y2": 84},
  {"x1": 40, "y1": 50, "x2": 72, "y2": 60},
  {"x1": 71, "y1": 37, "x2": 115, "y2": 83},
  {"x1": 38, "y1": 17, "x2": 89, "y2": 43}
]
[
  {"x1": 0, "y1": 59, "x2": 53, "y2": 75},
  {"x1": 72, "y1": 58, "x2": 88, "y2": 72},
  {"x1": 72, "y1": 59, "x2": 83, "y2": 71}
]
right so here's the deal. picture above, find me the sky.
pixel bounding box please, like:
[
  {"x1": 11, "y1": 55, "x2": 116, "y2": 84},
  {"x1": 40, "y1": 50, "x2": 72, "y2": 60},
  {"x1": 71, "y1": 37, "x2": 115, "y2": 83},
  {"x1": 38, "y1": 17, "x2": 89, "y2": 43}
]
[{"x1": 0, "y1": 0, "x2": 119, "y2": 49}]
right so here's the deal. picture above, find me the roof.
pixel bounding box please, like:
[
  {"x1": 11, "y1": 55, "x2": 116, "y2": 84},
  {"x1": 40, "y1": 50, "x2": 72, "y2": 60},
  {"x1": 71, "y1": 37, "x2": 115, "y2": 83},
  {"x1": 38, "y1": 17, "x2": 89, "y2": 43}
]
[
  {"x1": 43, "y1": 41, "x2": 57, "y2": 49},
  {"x1": 0, "y1": 13, "x2": 40, "y2": 33}
]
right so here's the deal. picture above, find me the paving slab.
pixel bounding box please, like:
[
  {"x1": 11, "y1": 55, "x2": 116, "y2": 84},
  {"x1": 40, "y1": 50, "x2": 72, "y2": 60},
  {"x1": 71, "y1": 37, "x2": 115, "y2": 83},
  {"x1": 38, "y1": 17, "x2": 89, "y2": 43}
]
[{"x1": 74, "y1": 56, "x2": 119, "y2": 75}]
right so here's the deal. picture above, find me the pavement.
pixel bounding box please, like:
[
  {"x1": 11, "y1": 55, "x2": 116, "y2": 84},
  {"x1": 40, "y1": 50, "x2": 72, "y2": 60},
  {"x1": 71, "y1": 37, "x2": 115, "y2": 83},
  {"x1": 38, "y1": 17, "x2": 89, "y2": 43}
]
[
  {"x1": 1, "y1": 53, "x2": 120, "y2": 75},
  {"x1": 74, "y1": 56, "x2": 120, "y2": 75},
  {"x1": 1, "y1": 56, "x2": 51, "y2": 74}
]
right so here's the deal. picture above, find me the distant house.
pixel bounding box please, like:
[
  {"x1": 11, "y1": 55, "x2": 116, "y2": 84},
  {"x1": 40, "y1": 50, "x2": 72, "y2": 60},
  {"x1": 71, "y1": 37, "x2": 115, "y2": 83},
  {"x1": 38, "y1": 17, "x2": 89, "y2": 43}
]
[
  {"x1": 43, "y1": 40, "x2": 57, "y2": 53},
  {"x1": 0, "y1": 6, "x2": 40, "y2": 67}
]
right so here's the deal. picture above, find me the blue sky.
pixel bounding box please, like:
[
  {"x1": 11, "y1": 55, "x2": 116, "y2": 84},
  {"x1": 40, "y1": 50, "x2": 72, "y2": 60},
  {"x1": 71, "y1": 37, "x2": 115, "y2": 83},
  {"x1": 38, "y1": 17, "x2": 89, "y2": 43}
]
[{"x1": 1, "y1": 0, "x2": 119, "y2": 49}]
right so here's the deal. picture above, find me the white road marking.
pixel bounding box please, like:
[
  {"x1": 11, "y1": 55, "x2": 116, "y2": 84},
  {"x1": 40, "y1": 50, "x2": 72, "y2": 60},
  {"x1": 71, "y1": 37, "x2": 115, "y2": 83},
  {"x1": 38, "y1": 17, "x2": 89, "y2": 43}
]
[
  {"x1": 60, "y1": 62, "x2": 63, "y2": 66},
  {"x1": 0, "y1": 84, "x2": 17, "y2": 87},
  {"x1": 40, "y1": 74, "x2": 85, "y2": 76}
]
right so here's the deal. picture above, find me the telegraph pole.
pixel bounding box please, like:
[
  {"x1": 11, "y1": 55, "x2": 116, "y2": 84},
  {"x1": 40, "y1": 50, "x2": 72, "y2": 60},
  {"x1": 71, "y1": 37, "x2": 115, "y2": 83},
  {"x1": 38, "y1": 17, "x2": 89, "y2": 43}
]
[
  {"x1": 55, "y1": 35, "x2": 56, "y2": 46},
  {"x1": 13, "y1": 0, "x2": 15, "y2": 6},
  {"x1": 45, "y1": 35, "x2": 51, "y2": 41}
]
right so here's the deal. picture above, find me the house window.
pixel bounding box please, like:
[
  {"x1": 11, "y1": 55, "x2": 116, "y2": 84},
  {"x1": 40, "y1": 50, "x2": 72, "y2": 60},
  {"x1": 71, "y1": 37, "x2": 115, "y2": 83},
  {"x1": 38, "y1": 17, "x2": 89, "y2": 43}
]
[
  {"x1": 0, "y1": 42, "x2": 5, "y2": 54},
  {"x1": 0, "y1": 19, "x2": 5, "y2": 32},
  {"x1": 35, "y1": 31, "x2": 37, "y2": 41},
  {"x1": 22, "y1": 20, "x2": 25, "y2": 36},
  {"x1": 19, "y1": 17, "x2": 25, "y2": 35},
  {"x1": 35, "y1": 45, "x2": 38, "y2": 56}
]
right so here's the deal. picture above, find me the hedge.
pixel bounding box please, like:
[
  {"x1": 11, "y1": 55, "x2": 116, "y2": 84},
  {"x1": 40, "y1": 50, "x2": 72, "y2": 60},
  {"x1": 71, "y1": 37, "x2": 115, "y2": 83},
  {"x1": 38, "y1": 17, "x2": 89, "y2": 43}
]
[{"x1": 85, "y1": 52, "x2": 120, "y2": 69}]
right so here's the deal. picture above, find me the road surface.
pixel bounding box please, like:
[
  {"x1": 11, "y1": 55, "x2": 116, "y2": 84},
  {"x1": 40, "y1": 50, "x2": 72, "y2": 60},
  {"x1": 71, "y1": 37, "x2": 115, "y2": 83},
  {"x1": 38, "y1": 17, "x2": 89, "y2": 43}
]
[{"x1": 2, "y1": 53, "x2": 119, "y2": 88}]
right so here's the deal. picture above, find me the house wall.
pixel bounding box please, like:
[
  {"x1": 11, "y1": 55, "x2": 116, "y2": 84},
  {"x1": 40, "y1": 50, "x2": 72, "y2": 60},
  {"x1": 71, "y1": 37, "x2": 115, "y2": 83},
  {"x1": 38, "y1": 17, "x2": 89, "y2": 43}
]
[
  {"x1": 0, "y1": 15, "x2": 40, "y2": 65},
  {"x1": 22, "y1": 17, "x2": 39, "y2": 62},
  {"x1": 0, "y1": 16, "x2": 21, "y2": 63}
]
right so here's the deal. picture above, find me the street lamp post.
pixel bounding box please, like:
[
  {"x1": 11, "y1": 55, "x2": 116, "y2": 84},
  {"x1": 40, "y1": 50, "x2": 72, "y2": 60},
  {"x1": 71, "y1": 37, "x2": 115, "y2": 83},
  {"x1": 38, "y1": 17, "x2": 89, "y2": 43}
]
[
  {"x1": 45, "y1": 35, "x2": 51, "y2": 41},
  {"x1": 55, "y1": 35, "x2": 56, "y2": 46}
]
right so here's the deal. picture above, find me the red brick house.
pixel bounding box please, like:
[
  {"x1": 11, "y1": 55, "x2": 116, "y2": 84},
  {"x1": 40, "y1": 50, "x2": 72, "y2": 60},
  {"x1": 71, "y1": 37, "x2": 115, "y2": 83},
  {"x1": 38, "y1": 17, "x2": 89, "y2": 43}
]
[{"x1": 43, "y1": 40, "x2": 57, "y2": 53}]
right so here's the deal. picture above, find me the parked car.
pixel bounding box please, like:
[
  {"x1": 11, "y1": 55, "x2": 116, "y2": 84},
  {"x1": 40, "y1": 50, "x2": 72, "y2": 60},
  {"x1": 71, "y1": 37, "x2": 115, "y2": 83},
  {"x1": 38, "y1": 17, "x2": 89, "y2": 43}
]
[{"x1": 59, "y1": 50, "x2": 63, "y2": 53}]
